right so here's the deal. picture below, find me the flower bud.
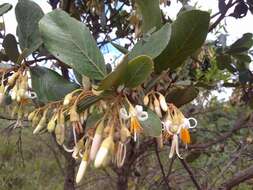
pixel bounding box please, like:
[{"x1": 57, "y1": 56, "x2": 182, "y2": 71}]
[
  {"x1": 11, "y1": 84, "x2": 18, "y2": 100},
  {"x1": 159, "y1": 94, "x2": 168, "y2": 112},
  {"x1": 63, "y1": 93, "x2": 72, "y2": 106},
  {"x1": 33, "y1": 116, "x2": 46, "y2": 134},
  {"x1": 47, "y1": 115, "x2": 57, "y2": 133},
  {"x1": 55, "y1": 111, "x2": 65, "y2": 145},
  {"x1": 70, "y1": 106, "x2": 79, "y2": 122},
  {"x1": 8, "y1": 72, "x2": 19, "y2": 86},
  {"x1": 94, "y1": 136, "x2": 113, "y2": 168},
  {"x1": 154, "y1": 98, "x2": 162, "y2": 118},
  {"x1": 90, "y1": 121, "x2": 104, "y2": 161},
  {"x1": 55, "y1": 124, "x2": 65, "y2": 145},
  {"x1": 28, "y1": 110, "x2": 36, "y2": 121},
  {"x1": 76, "y1": 150, "x2": 89, "y2": 184},
  {"x1": 143, "y1": 95, "x2": 149, "y2": 106},
  {"x1": 120, "y1": 125, "x2": 131, "y2": 143}
]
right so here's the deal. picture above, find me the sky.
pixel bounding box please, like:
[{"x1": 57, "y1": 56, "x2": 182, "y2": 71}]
[{"x1": 0, "y1": 0, "x2": 252, "y2": 100}]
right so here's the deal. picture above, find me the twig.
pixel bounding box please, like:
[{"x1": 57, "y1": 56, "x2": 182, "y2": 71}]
[
  {"x1": 154, "y1": 139, "x2": 171, "y2": 190},
  {"x1": 179, "y1": 158, "x2": 201, "y2": 190}
]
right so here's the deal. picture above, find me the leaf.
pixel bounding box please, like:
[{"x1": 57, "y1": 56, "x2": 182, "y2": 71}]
[
  {"x1": 135, "y1": 0, "x2": 162, "y2": 33},
  {"x1": 15, "y1": 0, "x2": 44, "y2": 54},
  {"x1": 99, "y1": 55, "x2": 154, "y2": 90},
  {"x1": 239, "y1": 70, "x2": 253, "y2": 84},
  {"x1": 227, "y1": 33, "x2": 253, "y2": 54},
  {"x1": 124, "y1": 55, "x2": 154, "y2": 88},
  {"x1": 98, "y1": 56, "x2": 128, "y2": 90},
  {"x1": 30, "y1": 66, "x2": 79, "y2": 103},
  {"x1": 140, "y1": 109, "x2": 162, "y2": 137},
  {"x1": 155, "y1": 10, "x2": 210, "y2": 72},
  {"x1": 111, "y1": 42, "x2": 129, "y2": 54},
  {"x1": 129, "y1": 23, "x2": 171, "y2": 60},
  {"x1": 39, "y1": 9, "x2": 106, "y2": 80},
  {"x1": 216, "y1": 54, "x2": 237, "y2": 73},
  {"x1": 0, "y1": 3, "x2": 12, "y2": 16},
  {"x1": 232, "y1": 53, "x2": 252, "y2": 63},
  {"x1": 2, "y1": 34, "x2": 20, "y2": 63},
  {"x1": 166, "y1": 86, "x2": 199, "y2": 107}
]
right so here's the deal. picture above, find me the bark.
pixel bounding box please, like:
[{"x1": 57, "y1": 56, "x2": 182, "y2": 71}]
[
  {"x1": 117, "y1": 167, "x2": 129, "y2": 190},
  {"x1": 64, "y1": 153, "x2": 76, "y2": 190}
]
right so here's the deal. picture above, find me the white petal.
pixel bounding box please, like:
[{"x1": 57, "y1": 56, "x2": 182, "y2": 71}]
[
  {"x1": 135, "y1": 105, "x2": 143, "y2": 115},
  {"x1": 188, "y1": 117, "x2": 198, "y2": 128},
  {"x1": 94, "y1": 147, "x2": 108, "y2": 168},
  {"x1": 89, "y1": 134, "x2": 102, "y2": 161},
  {"x1": 62, "y1": 144, "x2": 74, "y2": 153},
  {"x1": 137, "y1": 111, "x2": 148, "y2": 121},
  {"x1": 119, "y1": 108, "x2": 130, "y2": 120},
  {"x1": 183, "y1": 118, "x2": 191, "y2": 129},
  {"x1": 174, "y1": 135, "x2": 183, "y2": 159},
  {"x1": 76, "y1": 160, "x2": 88, "y2": 184},
  {"x1": 169, "y1": 135, "x2": 177, "y2": 158}
]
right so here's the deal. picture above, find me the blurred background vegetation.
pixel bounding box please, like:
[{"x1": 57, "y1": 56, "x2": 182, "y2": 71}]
[{"x1": 1, "y1": 96, "x2": 253, "y2": 190}]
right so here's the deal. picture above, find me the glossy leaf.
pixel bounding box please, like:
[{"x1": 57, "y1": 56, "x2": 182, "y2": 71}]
[
  {"x1": 39, "y1": 9, "x2": 106, "y2": 80},
  {"x1": 0, "y1": 3, "x2": 12, "y2": 16},
  {"x1": 166, "y1": 86, "x2": 199, "y2": 107},
  {"x1": 155, "y1": 10, "x2": 210, "y2": 72},
  {"x1": 129, "y1": 23, "x2": 171, "y2": 60},
  {"x1": 124, "y1": 55, "x2": 154, "y2": 88},
  {"x1": 2, "y1": 34, "x2": 20, "y2": 63},
  {"x1": 140, "y1": 109, "x2": 162, "y2": 137},
  {"x1": 135, "y1": 0, "x2": 162, "y2": 33},
  {"x1": 30, "y1": 66, "x2": 79, "y2": 103},
  {"x1": 15, "y1": 0, "x2": 44, "y2": 54}
]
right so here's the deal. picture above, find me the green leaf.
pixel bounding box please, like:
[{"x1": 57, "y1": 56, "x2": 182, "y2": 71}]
[
  {"x1": 155, "y1": 10, "x2": 210, "y2": 72},
  {"x1": 166, "y1": 86, "x2": 199, "y2": 107},
  {"x1": 140, "y1": 109, "x2": 162, "y2": 137},
  {"x1": 98, "y1": 56, "x2": 128, "y2": 90},
  {"x1": 216, "y1": 54, "x2": 237, "y2": 73},
  {"x1": 239, "y1": 70, "x2": 253, "y2": 84},
  {"x1": 124, "y1": 55, "x2": 154, "y2": 88},
  {"x1": 111, "y1": 42, "x2": 129, "y2": 54},
  {"x1": 129, "y1": 23, "x2": 171, "y2": 60},
  {"x1": 99, "y1": 55, "x2": 154, "y2": 90},
  {"x1": 39, "y1": 9, "x2": 106, "y2": 80},
  {"x1": 227, "y1": 33, "x2": 253, "y2": 54},
  {"x1": 232, "y1": 53, "x2": 252, "y2": 63},
  {"x1": 135, "y1": 0, "x2": 162, "y2": 33},
  {"x1": 2, "y1": 34, "x2": 20, "y2": 63},
  {"x1": 15, "y1": 0, "x2": 44, "y2": 54},
  {"x1": 0, "y1": 3, "x2": 12, "y2": 16},
  {"x1": 30, "y1": 66, "x2": 79, "y2": 103}
]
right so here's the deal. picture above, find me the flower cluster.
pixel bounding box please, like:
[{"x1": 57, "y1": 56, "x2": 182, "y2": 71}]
[{"x1": 143, "y1": 92, "x2": 197, "y2": 159}]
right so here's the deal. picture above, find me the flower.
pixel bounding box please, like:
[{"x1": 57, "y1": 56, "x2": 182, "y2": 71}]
[
  {"x1": 162, "y1": 104, "x2": 198, "y2": 159},
  {"x1": 120, "y1": 105, "x2": 148, "y2": 141}
]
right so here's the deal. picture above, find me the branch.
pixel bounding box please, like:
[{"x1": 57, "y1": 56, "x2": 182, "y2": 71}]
[
  {"x1": 209, "y1": 0, "x2": 239, "y2": 32},
  {"x1": 219, "y1": 165, "x2": 253, "y2": 189},
  {"x1": 154, "y1": 139, "x2": 171, "y2": 190},
  {"x1": 179, "y1": 159, "x2": 202, "y2": 190}
]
